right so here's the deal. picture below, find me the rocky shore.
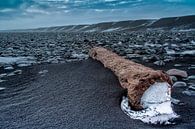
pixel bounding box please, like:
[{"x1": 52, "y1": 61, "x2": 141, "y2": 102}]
[
  {"x1": 0, "y1": 30, "x2": 195, "y2": 128},
  {"x1": 0, "y1": 31, "x2": 195, "y2": 66}
]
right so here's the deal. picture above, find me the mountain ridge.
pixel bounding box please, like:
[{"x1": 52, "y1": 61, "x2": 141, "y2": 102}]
[{"x1": 3, "y1": 15, "x2": 195, "y2": 32}]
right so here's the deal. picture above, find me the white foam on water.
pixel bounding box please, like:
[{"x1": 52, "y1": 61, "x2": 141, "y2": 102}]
[{"x1": 121, "y1": 82, "x2": 179, "y2": 125}]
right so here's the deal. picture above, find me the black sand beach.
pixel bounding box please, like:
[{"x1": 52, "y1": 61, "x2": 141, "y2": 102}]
[{"x1": 0, "y1": 58, "x2": 195, "y2": 129}]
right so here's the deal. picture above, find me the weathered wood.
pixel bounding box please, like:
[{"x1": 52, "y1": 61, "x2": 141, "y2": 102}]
[{"x1": 89, "y1": 47, "x2": 172, "y2": 110}]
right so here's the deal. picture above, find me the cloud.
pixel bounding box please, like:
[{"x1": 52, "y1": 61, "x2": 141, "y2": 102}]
[
  {"x1": 0, "y1": 8, "x2": 15, "y2": 12},
  {"x1": 164, "y1": 0, "x2": 183, "y2": 2},
  {"x1": 26, "y1": 8, "x2": 50, "y2": 15},
  {"x1": 0, "y1": 0, "x2": 195, "y2": 30}
]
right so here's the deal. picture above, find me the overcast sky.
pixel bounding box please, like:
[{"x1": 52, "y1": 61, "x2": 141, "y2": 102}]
[{"x1": 0, "y1": 0, "x2": 195, "y2": 30}]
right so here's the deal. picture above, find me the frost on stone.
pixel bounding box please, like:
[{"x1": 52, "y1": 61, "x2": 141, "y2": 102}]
[{"x1": 121, "y1": 82, "x2": 179, "y2": 125}]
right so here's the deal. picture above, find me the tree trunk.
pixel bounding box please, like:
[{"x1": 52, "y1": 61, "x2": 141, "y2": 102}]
[{"x1": 89, "y1": 47, "x2": 172, "y2": 110}]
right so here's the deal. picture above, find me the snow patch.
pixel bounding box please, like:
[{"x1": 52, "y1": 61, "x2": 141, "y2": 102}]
[
  {"x1": 0, "y1": 56, "x2": 36, "y2": 67},
  {"x1": 102, "y1": 27, "x2": 121, "y2": 32}
]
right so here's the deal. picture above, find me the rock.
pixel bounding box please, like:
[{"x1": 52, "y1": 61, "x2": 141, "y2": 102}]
[
  {"x1": 166, "y1": 69, "x2": 188, "y2": 78},
  {"x1": 89, "y1": 47, "x2": 172, "y2": 110},
  {"x1": 126, "y1": 54, "x2": 142, "y2": 59},
  {"x1": 170, "y1": 76, "x2": 177, "y2": 82},
  {"x1": 181, "y1": 50, "x2": 195, "y2": 57},
  {"x1": 171, "y1": 98, "x2": 180, "y2": 105},
  {"x1": 154, "y1": 60, "x2": 165, "y2": 66},
  {"x1": 64, "y1": 52, "x2": 72, "y2": 58},
  {"x1": 0, "y1": 87, "x2": 5, "y2": 90},
  {"x1": 4, "y1": 66, "x2": 14, "y2": 70},
  {"x1": 0, "y1": 79, "x2": 6, "y2": 83},
  {"x1": 173, "y1": 81, "x2": 187, "y2": 88},
  {"x1": 183, "y1": 90, "x2": 195, "y2": 96},
  {"x1": 174, "y1": 64, "x2": 182, "y2": 67},
  {"x1": 147, "y1": 55, "x2": 159, "y2": 62},
  {"x1": 188, "y1": 75, "x2": 195, "y2": 80},
  {"x1": 13, "y1": 70, "x2": 22, "y2": 74},
  {"x1": 189, "y1": 85, "x2": 195, "y2": 91}
]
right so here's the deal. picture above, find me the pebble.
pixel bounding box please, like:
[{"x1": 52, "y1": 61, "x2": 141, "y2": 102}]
[
  {"x1": 39, "y1": 70, "x2": 48, "y2": 75},
  {"x1": 182, "y1": 90, "x2": 195, "y2": 96},
  {"x1": 153, "y1": 60, "x2": 165, "y2": 66},
  {"x1": 173, "y1": 81, "x2": 187, "y2": 88},
  {"x1": 0, "y1": 79, "x2": 6, "y2": 83},
  {"x1": 170, "y1": 76, "x2": 177, "y2": 82},
  {"x1": 0, "y1": 73, "x2": 7, "y2": 78},
  {"x1": 189, "y1": 85, "x2": 195, "y2": 91},
  {"x1": 0, "y1": 87, "x2": 5, "y2": 90},
  {"x1": 13, "y1": 70, "x2": 22, "y2": 75},
  {"x1": 166, "y1": 69, "x2": 188, "y2": 78},
  {"x1": 174, "y1": 64, "x2": 182, "y2": 67},
  {"x1": 188, "y1": 75, "x2": 195, "y2": 80},
  {"x1": 171, "y1": 98, "x2": 180, "y2": 105},
  {"x1": 4, "y1": 66, "x2": 14, "y2": 70}
]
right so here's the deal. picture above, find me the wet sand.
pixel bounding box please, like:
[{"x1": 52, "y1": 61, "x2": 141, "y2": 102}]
[{"x1": 0, "y1": 59, "x2": 195, "y2": 129}]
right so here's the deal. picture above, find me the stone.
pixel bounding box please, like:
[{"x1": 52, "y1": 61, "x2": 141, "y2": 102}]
[
  {"x1": 0, "y1": 87, "x2": 5, "y2": 90},
  {"x1": 89, "y1": 47, "x2": 172, "y2": 110},
  {"x1": 170, "y1": 76, "x2": 177, "y2": 82},
  {"x1": 166, "y1": 69, "x2": 188, "y2": 78},
  {"x1": 173, "y1": 81, "x2": 187, "y2": 88},
  {"x1": 188, "y1": 75, "x2": 195, "y2": 80},
  {"x1": 189, "y1": 85, "x2": 195, "y2": 91},
  {"x1": 153, "y1": 60, "x2": 165, "y2": 66}
]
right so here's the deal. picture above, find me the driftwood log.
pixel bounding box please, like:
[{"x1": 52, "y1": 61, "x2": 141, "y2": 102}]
[{"x1": 89, "y1": 47, "x2": 172, "y2": 110}]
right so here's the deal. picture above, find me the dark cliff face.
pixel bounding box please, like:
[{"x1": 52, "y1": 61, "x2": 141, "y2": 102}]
[{"x1": 6, "y1": 15, "x2": 195, "y2": 32}]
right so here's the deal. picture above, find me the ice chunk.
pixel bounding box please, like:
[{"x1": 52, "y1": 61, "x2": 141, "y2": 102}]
[
  {"x1": 141, "y1": 82, "x2": 171, "y2": 108},
  {"x1": 121, "y1": 82, "x2": 179, "y2": 125}
]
